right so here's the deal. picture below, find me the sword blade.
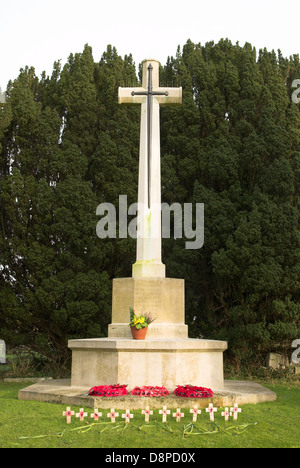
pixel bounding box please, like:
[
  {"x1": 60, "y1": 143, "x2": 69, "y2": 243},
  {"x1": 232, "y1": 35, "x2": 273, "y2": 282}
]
[{"x1": 147, "y1": 65, "x2": 153, "y2": 209}]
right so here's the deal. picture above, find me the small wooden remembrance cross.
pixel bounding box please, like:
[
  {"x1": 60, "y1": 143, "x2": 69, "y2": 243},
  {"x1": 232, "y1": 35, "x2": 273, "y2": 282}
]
[
  {"x1": 122, "y1": 409, "x2": 134, "y2": 424},
  {"x1": 91, "y1": 409, "x2": 102, "y2": 422},
  {"x1": 230, "y1": 403, "x2": 242, "y2": 420},
  {"x1": 159, "y1": 405, "x2": 171, "y2": 423},
  {"x1": 173, "y1": 408, "x2": 184, "y2": 423},
  {"x1": 76, "y1": 408, "x2": 88, "y2": 422},
  {"x1": 190, "y1": 405, "x2": 201, "y2": 423},
  {"x1": 63, "y1": 407, "x2": 75, "y2": 424},
  {"x1": 142, "y1": 406, "x2": 153, "y2": 423},
  {"x1": 222, "y1": 408, "x2": 232, "y2": 421},
  {"x1": 107, "y1": 409, "x2": 119, "y2": 423},
  {"x1": 206, "y1": 403, "x2": 217, "y2": 422}
]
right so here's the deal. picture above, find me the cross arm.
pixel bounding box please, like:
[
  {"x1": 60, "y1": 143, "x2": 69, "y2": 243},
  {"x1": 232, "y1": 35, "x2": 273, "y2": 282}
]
[
  {"x1": 155, "y1": 87, "x2": 182, "y2": 105},
  {"x1": 118, "y1": 86, "x2": 182, "y2": 105},
  {"x1": 118, "y1": 87, "x2": 147, "y2": 104}
]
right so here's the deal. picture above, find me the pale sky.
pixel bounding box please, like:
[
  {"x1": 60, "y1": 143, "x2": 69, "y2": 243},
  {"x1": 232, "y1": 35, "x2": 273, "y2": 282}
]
[{"x1": 0, "y1": 0, "x2": 300, "y2": 91}]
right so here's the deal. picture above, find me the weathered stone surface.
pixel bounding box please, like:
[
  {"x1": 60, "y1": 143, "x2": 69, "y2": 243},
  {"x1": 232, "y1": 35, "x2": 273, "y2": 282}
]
[
  {"x1": 68, "y1": 337, "x2": 228, "y2": 390},
  {"x1": 118, "y1": 59, "x2": 182, "y2": 279},
  {"x1": 266, "y1": 353, "x2": 290, "y2": 369},
  {"x1": 18, "y1": 379, "x2": 277, "y2": 409},
  {"x1": 109, "y1": 277, "x2": 187, "y2": 338}
]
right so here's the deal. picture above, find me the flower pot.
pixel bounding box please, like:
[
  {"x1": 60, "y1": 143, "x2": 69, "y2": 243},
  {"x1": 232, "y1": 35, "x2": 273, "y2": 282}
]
[{"x1": 130, "y1": 326, "x2": 148, "y2": 340}]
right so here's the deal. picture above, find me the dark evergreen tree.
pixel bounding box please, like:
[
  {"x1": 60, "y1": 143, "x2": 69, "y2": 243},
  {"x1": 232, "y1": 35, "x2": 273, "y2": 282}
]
[
  {"x1": 161, "y1": 40, "x2": 300, "y2": 368},
  {"x1": 0, "y1": 46, "x2": 139, "y2": 372},
  {"x1": 0, "y1": 40, "x2": 299, "y2": 372}
]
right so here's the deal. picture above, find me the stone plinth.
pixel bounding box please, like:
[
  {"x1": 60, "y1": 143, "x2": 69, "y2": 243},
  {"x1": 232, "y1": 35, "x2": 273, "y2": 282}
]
[
  {"x1": 18, "y1": 379, "x2": 277, "y2": 409},
  {"x1": 108, "y1": 277, "x2": 188, "y2": 339},
  {"x1": 68, "y1": 338, "x2": 228, "y2": 390},
  {"x1": 69, "y1": 276, "x2": 228, "y2": 391}
]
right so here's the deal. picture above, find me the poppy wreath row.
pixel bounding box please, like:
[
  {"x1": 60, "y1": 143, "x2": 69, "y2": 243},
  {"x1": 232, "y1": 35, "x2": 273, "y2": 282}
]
[
  {"x1": 174, "y1": 385, "x2": 214, "y2": 398},
  {"x1": 88, "y1": 384, "x2": 213, "y2": 398},
  {"x1": 88, "y1": 385, "x2": 129, "y2": 397},
  {"x1": 131, "y1": 386, "x2": 169, "y2": 397}
]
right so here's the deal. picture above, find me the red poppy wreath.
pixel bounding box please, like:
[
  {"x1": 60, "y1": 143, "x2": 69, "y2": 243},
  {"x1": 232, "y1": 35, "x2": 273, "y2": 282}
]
[
  {"x1": 174, "y1": 385, "x2": 213, "y2": 398},
  {"x1": 131, "y1": 386, "x2": 169, "y2": 397},
  {"x1": 88, "y1": 385, "x2": 128, "y2": 397}
]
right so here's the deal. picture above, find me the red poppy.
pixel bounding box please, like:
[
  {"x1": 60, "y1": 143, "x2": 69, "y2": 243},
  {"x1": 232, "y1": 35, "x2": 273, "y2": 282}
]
[
  {"x1": 88, "y1": 384, "x2": 128, "y2": 397},
  {"x1": 131, "y1": 386, "x2": 169, "y2": 397},
  {"x1": 174, "y1": 385, "x2": 213, "y2": 398}
]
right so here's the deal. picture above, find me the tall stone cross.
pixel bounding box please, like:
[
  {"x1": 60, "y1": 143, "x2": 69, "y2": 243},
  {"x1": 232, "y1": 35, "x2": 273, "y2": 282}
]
[{"x1": 118, "y1": 59, "x2": 182, "y2": 278}]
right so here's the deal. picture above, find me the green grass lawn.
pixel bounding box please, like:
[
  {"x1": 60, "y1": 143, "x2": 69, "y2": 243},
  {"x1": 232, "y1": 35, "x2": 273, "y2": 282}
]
[{"x1": 0, "y1": 381, "x2": 299, "y2": 448}]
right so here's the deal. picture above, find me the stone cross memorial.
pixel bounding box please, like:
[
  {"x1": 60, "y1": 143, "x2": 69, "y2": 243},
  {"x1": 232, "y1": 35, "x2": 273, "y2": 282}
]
[
  {"x1": 119, "y1": 60, "x2": 182, "y2": 278},
  {"x1": 17, "y1": 56, "x2": 277, "y2": 410},
  {"x1": 68, "y1": 59, "x2": 228, "y2": 394}
]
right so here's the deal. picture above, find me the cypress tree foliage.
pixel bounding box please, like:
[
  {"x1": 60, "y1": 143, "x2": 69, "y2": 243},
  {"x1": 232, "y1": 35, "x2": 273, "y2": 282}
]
[
  {"x1": 91, "y1": 46, "x2": 140, "y2": 278},
  {"x1": 0, "y1": 40, "x2": 299, "y2": 372},
  {"x1": 161, "y1": 39, "x2": 300, "y2": 368},
  {"x1": 0, "y1": 46, "x2": 139, "y2": 373}
]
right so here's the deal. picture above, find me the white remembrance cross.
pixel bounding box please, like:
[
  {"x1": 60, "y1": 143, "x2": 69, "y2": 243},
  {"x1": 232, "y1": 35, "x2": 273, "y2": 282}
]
[{"x1": 118, "y1": 59, "x2": 182, "y2": 278}]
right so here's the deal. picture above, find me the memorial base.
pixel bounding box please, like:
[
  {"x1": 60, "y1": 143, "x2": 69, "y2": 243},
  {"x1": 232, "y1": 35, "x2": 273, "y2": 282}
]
[
  {"x1": 68, "y1": 276, "x2": 227, "y2": 390},
  {"x1": 18, "y1": 379, "x2": 277, "y2": 408},
  {"x1": 68, "y1": 337, "x2": 227, "y2": 390},
  {"x1": 109, "y1": 277, "x2": 187, "y2": 339}
]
